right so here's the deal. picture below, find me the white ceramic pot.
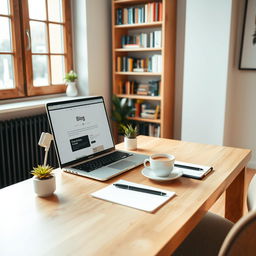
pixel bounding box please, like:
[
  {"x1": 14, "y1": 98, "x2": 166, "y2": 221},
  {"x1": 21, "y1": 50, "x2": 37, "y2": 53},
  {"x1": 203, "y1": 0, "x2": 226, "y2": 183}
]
[
  {"x1": 66, "y1": 82, "x2": 78, "y2": 97},
  {"x1": 33, "y1": 176, "x2": 56, "y2": 197},
  {"x1": 124, "y1": 137, "x2": 137, "y2": 150}
]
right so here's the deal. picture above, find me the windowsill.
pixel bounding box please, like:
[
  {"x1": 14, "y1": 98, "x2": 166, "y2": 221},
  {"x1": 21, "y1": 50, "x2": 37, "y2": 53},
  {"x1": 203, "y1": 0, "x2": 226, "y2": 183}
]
[{"x1": 0, "y1": 94, "x2": 83, "y2": 114}]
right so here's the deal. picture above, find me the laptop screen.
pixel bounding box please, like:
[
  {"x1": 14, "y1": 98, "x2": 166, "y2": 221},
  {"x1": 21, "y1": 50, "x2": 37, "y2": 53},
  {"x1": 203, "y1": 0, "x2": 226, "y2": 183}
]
[{"x1": 46, "y1": 97, "x2": 115, "y2": 166}]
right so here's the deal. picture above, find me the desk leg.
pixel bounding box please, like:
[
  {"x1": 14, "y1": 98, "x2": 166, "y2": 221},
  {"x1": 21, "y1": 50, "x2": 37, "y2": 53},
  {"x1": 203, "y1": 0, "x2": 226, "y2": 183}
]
[{"x1": 225, "y1": 168, "x2": 245, "y2": 222}]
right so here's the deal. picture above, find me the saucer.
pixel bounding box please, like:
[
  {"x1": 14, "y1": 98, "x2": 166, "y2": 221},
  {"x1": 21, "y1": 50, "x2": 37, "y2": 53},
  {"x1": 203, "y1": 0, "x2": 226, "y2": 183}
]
[{"x1": 141, "y1": 167, "x2": 183, "y2": 181}]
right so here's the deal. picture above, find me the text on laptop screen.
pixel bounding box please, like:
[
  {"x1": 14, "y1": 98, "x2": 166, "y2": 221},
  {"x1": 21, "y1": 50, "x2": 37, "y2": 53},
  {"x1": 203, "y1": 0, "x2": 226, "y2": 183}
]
[{"x1": 48, "y1": 98, "x2": 114, "y2": 165}]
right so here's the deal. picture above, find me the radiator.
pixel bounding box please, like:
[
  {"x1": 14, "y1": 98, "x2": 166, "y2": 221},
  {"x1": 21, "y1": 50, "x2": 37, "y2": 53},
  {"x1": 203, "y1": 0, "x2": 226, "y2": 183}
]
[{"x1": 0, "y1": 114, "x2": 58, "y2": 189}]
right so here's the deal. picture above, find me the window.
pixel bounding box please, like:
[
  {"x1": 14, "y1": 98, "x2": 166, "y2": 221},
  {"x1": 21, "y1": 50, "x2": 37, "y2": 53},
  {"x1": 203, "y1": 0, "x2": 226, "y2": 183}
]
[{"x1": 0, "y1": 0, "x2": 72, "y2": 100}]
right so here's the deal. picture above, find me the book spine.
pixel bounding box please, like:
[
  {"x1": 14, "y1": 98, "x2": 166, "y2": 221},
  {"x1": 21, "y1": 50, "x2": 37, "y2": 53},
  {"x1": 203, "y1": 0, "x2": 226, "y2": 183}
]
[
  {"x1": 135, "y1": 102, "x2": 141, "y2": 117},
  {"x1": 155, "y1": 3, "x2": 159, "y2": 21},
  {"x1": 153, "y1": 2, "x2": 156, "y2": 22},
  {"x1": 122, "y1": 56, "x2": 126, "y2": 72},
  {"x1": 158, "y1": 55, "x2": 162, "y2": 72},
  {"x1": 123, "y1": 8, "x2": 128, "y2": 24},
  {"x1": 128, "y1": 58, "x2": 133, "y2": 72},
  {"x1": 135, "y1": 7, "x2": 139, "y2": 24},
  {"x1": 159, "y1": 3, "x2": 163, "y2": 21},
  {"x1": 116, "y1": 8, "x2": 122, "y2": 25},
  {"x1": 145, "y1": 4, "x2": 147, "y2": 23},
  {"x1": 117, "y1": 56, "x2": 121, "y2": 72}
]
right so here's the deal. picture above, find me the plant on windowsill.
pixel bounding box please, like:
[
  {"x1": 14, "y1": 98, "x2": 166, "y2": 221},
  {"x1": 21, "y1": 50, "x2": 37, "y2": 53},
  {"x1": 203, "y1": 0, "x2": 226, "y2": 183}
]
[
  {"x1": 31, "y1": 165, "x2": 56, "y2": 197},
  {"x1": 64, "y1": 70, "x2": 78, "y2": 97},
  {"x1": 121, "y1": 123, "x2": 138, "y2": 150}
]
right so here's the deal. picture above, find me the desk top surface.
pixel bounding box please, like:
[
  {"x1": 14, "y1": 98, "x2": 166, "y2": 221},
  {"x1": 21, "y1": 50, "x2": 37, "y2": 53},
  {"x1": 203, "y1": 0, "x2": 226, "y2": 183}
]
[{"x1": 0, "y1": 136, "x2": 251, "y2": 256}]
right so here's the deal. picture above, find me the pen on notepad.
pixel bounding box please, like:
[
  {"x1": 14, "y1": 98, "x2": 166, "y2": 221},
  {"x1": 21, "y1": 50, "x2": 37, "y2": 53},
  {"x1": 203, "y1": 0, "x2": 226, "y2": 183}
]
[
  {"x1": 113, "y1": 184, "x2": 167, "y2": 196},
  {"x1": 174, "y1": 164, "x2": 203, "y2": 171}
]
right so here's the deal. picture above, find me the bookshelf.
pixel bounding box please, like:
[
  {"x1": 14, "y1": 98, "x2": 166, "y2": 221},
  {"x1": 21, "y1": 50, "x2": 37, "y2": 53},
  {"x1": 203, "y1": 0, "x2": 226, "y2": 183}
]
[{"x1": 112, "y1": 0, "x2": 176, "y2": 140}]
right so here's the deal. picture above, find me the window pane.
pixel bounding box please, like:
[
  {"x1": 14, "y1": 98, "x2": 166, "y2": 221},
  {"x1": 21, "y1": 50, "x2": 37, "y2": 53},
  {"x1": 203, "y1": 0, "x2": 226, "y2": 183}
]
[
  {"x1": 0, "y1": 0, "x2": 9, "y2": 15},
  {"x1": 0, "y1": 17, "x2": 12, "y2": 52},
  {"x1": 48, "y1": 0, "x2": 63, "y2": 22},
  {"x1": 0, "y1": 54, "x2": 14, "y2": 89},
  {"x1": 30, "y1": 21, "x2": 48, "y2": 53},
  {"x1": 28, "y1": 0, "x2": 46, "y2": 20},
  {"x1": 51, "y1": 55, "x2": 65, "y2": 84},
  {"x1": 32, "y1": 55, "x2": 49, "y2": 86},
  {"x1": 49, "y1": 24, "x2": 64, "y2": 53}
]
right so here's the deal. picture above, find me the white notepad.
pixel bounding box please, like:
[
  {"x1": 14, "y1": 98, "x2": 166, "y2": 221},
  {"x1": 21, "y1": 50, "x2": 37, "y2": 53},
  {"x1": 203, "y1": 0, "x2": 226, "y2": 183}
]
[
  {"x1": 91, "y1": 179, "x2": 176, "y2": 213},
  {"x1": 175, "y1": 161, "x2": 213, "y2": 179}
]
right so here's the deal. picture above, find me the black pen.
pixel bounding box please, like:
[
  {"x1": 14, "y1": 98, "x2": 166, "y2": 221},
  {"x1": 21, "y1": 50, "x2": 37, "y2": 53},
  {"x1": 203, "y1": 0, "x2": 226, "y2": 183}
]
[
  {"x1": 113, "y1": 184, "x2": 166, "y2": 196},
  {"x1": 174, "y1": 164, "x2": 203, "y2": 171}
]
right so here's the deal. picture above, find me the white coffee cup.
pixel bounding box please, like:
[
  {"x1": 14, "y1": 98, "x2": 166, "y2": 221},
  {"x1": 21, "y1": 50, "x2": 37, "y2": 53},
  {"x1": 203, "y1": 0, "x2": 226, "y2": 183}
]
[{"x1": 144, "y1": 153, "x2": 175, "y2": 177}]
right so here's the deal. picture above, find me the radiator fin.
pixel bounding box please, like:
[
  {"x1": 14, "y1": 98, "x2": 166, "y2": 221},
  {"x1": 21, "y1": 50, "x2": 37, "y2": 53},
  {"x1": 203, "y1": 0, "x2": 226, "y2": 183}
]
[{"x1": 0, "y1": 114, "x2": 58, "y2": 189}]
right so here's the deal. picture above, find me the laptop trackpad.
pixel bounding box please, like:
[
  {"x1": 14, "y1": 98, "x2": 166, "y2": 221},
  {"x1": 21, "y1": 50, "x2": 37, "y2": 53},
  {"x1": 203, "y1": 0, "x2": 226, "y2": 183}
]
[{"x1": 108, "y1": 160, "x2": 135, "y2": 170}]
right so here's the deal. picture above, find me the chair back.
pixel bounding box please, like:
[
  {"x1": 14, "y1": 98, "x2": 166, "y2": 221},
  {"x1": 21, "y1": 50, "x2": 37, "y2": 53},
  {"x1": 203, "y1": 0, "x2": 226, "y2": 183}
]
[
  {"x1": 247, "y1": 175, "x2": 256, "y2": 211},
  {"x1": 218, "y1": 210, "x2": 256, "y2": 256}
]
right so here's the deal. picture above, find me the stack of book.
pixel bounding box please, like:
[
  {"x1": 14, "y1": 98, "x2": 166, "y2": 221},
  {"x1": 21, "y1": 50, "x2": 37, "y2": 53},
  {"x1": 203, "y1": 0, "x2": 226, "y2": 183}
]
[
  {"x1": 136, "y1": 84, "x2": 150, "y2": 95},
  {"x1": 140, "y1": 104, "x2": 160, "y2": 119},
  {"x1": 116, "y1": 55, "x2": 162, "y2": 72},
  {"x1": 116, "y1": 2, "x2": 163, "y2": 25},
  {"x1": 121, "y1": 30, "x2": 162, "y2": 48}
]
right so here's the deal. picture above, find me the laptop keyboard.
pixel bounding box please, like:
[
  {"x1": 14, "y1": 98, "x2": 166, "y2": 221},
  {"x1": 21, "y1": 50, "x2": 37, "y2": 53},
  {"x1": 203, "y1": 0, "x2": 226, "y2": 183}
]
[{"x1": 74, "y1": 151, "x2": 133, "y2": 172}]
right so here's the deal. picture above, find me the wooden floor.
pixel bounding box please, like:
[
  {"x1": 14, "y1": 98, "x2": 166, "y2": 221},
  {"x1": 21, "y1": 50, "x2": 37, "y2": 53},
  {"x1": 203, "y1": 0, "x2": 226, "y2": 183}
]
[{"x1": 210, "y1": 168, "x2": 256, "y2": 217}]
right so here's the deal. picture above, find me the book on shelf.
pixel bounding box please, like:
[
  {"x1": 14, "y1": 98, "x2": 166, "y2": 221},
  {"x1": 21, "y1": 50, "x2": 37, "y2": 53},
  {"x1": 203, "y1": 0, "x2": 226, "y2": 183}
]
[
  {"x1": 117, "y1": 56, "x2": 122, "y2": 72},
  {"x1": 136, "y1": 83, "x2": 150, "y2": 95},
  {"x1": 116, "y1": 56, "x2": 162, "y2": 73},
  {"x1": 135, "y1": 102, "x2": 141, "y2": 117},
  {"x1": 148, "y1": 80, "x2": 160, "y2": 96},
  {"x1": 141, "y1": 112, "x2": 155, "y2": 119},
  {"x1": 154, "y1": 105, "x2": 160, "y2": 119},
  {"x1": 123, "y1": 44, "x2": 140, "y2": 49},
  {"x1": 116, "y1": 2, "x2": 163, "y2": 25},
  {"x1": 116, "y1": 8, "x2": 122, "y2": 25},
  {"x1": 117, "y1": 80, "x2": 160, "y2": 96},
  {"x1": 118, "y1": 80, "x2": 136, "y2": 94},
  {"x1": 121, "y1": 30, "x2": 162, "y2": 49},
  {"x1": 135, "y1": 122, "x2": 160, "y2": 137},
  {"x1": 133, "y1": 68, "x2": 146, "y2": 72},
  {"x1": 140, "y1": 104, "x2": 160, "y2": 119},
  {"x1": 149, "y1": 124, "x2": 160, "y2": 137}
]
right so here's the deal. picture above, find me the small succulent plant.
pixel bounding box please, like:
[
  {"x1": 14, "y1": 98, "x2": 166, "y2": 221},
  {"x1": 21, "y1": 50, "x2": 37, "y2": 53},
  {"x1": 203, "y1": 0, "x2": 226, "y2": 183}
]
[
  {"x1": 120, "y1": 124, "x2": 138, "y2": 139},
  {"x1": 31, "y1": 165, "x2": 54, "y2": 180}
]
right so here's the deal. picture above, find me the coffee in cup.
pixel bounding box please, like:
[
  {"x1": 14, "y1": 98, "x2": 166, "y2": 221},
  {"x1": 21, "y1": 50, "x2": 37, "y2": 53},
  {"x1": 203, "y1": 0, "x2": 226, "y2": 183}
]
[{"x1": 144, "y1": 153, "x2": 175, "y2": 177}]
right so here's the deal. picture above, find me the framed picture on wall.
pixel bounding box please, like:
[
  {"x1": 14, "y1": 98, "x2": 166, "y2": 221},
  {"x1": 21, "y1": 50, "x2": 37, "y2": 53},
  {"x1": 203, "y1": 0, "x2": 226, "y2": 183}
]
[{"x1": 239, "y1": 0, "x2": 256, "y2": 70}]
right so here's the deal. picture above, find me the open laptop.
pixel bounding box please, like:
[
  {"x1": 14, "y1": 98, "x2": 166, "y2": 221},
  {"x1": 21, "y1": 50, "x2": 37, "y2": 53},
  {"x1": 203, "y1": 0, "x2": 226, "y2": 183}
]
[{"x1": 46, "y1": 96, "x2": 148, "y2": 181}]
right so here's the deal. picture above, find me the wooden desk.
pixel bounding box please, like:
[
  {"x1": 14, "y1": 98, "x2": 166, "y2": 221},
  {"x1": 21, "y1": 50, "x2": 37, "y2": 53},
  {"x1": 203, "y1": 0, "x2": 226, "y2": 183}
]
[{"x1": 0, "y1": 136, "x2": 251, "y2": 256}]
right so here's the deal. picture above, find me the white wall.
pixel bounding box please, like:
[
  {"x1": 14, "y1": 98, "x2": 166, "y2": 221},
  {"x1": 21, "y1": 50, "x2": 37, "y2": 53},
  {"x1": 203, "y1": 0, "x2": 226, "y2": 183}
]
[
  {"x1": 174, "y1": 0, "x2": 186, "y2": 140},
  {"x1": 181, "y1": 0, "x2": 233, "y2": 145},
  {"x1": 72, "y1": 0, "x2": 112, "y2": 113},
  {"x1": 72, "y1": 0, "x2": 89, "y2": 96},
  {"x1": 224, "y1": 0, "x2": 256, "y2": 168},
  {"x1": 178, "y1": 0, "x2": 256, "y2": 168}
]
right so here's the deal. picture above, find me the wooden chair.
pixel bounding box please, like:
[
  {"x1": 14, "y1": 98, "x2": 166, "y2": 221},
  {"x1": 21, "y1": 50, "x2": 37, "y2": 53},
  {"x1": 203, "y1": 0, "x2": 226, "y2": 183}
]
[
  {"x1": 218, "y1": 210, "x2": 256, "y2": 256},
  {"x1": 247, "y1": 174, "x2": 256, "y2": 211},
  {"x1": 173, "y1": 174, "x2": 256, "y2": 256}
]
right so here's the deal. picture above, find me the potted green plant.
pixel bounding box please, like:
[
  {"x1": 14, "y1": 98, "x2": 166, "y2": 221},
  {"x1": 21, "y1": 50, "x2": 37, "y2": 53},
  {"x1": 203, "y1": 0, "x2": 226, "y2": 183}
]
[
  {"x1": 112, "y1": 95, "x2": 133, "y2": 141},
  {"x1": 121, "y1": 123, "x2": 138, "y2": 150},
  {"x1": 64, "y1": 70, "x2": 78, "y2": 96},
  {"x1": 31, "y1": 165, "x2": 56, "y2": 197}
]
